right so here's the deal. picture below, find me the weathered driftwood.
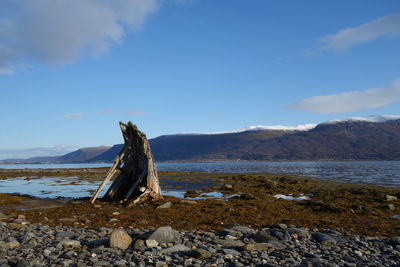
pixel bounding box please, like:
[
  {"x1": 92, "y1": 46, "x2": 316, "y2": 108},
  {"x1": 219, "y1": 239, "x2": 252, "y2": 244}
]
[{"x1": 90, "y1": 121, "x2": 161, "y2": 206}]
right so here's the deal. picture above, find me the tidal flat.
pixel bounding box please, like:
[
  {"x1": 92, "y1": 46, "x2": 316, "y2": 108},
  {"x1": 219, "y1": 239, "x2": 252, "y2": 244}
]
[{"x1": 0, "y1": 168, "x2": 399, "y2": 237}]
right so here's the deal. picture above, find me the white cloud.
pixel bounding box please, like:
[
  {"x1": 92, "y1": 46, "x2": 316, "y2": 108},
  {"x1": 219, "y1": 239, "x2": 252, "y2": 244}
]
[
  {"x1": 125, "y1": 110, "x2": 144, "y2": 115},
  {"x1": 317, "y1": 13, "x2": 400, "y2": 53},
  {"x1": 0, "y1": 146, "x2": 79, "y2": 160},
  {"x1": 97, "y1": 108, "x2": 115, "y2": 115},
  {"x1": 0, "y1": 0, "x2": 159, "y2": 73},
  {"x1": 64, "y1": 112, "x2": 84, "y2": 119},
  {"x1": 287, "y1": 81, "x2": 400, "y2": 114}
]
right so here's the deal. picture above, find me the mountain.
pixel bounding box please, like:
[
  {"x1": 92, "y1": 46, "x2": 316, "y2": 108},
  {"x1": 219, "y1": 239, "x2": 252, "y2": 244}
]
[
  {"x1": 147, "y1": 118, "x2": 400, "y2": 161},
  {"x1": 57, "y1": 146, "x2": 111, "y2": 163},
  {"x1": 89, "y1": 116, "x2": 400, "y2": 162},
  {"x1": 3, "y1": 115, "x2": 400, "y2": 163},
  {"x1": 1, "y1": 146, "x2": 110, "y2": 164},
  {"x1": 87, "y1": 144, "x2": 124, "y2": 163}
]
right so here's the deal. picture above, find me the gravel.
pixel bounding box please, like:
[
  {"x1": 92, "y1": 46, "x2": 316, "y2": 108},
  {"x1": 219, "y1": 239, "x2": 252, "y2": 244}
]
[{"x1": 0, "y1": 219, "x2": 399, "y2": 266}]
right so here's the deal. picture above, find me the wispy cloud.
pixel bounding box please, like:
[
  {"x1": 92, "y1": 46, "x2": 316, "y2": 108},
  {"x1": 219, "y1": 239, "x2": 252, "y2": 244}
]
[
  {"x1": 0, "y1": 66, "x2": 13, "y2": 74},
  {"x1": 287, "y1": 81, "x2": 400, "y2": 114},
  {"x1": 64, "y1": 112, "x2": 84, "y2": 119},
  {"x1": 315, "y1": 13, "x2": 400, "y2": 54},
  {"x1": 0, "y1": 146, "x2": 79, "y2": 160},
  {"x1": 97, "y1": 108, "x2": 115, "y2": 115},
  {"x1": 0, "y1": 0, "x2": 159, "y2": 73},
  {"x1": 125, "y1": 110, "x2": 145, "y2": 115}
]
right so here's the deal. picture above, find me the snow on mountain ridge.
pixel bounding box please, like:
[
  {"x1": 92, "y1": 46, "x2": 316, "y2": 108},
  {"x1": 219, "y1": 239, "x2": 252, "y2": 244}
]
[
  {"x1": 169, "y1": 115, "x2": 400, "y2": 137},
  {"x1": 173, "y1": 124, "x2": 317, "y2": 136},
  {"x1": 323, "y1": 115, "x2": 400, "y2": 125}
]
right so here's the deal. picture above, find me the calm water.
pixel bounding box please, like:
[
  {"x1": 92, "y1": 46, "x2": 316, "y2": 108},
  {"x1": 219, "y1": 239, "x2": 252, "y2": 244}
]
[
  {"x1": 0, "y1": 163, "x2": 111, "y2": 169},
  {"x1": 156, "y1": 161, "x2": 400, "y2": 187},
  {"x1": 1, "y1": 161, "x2": 399, "y2": 187},
  {"x1": 0, "y1": 176, "x2": 111, "y2": 199}
]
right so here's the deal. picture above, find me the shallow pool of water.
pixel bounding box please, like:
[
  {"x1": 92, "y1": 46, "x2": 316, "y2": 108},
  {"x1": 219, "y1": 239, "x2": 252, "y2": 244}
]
[{"x1": 0, "y1": 176, "x2": 110, "y2": 198}]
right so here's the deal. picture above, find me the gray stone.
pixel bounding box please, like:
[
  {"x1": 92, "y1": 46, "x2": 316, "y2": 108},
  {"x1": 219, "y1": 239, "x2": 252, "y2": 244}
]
[
  {"x1": 229, "y1": 225, "x2": 255, "y2": 234},
  {"x1": 273, "y1": 223, "x2": 288, "y2": 230},
  {"x1": 213, "y1": 239, "x2": 245, "y2": 247},
  {"x1": 312, "y1": 233, "x2": 337, "y2": 246},
  {"x1": 266, "y1": 241, "x2": 286, "y2": 250},
  {"x1": 60, "y1": 240, "x2": 81, "y2": 249},
  {"x1": 190, "y1": 249, "x2": 212, "y2": 260},
  {"x1": 241, "y1": 243, "x2": 273, "y2": 251},
  {"x1": 56, "y1": 231, "x2": 75, "y2": 239},
  {"x1": 110, "y1": 229, "x2": 132, "y2": 250},
  {"x1": 388, "y1": 204, "x2": 396, "y2": 211},
  {"x1": 156, "y1": 202, "x2": 172, "y2": 209},
  {"x1": 287, "y1": 228, "x2": 311, "y2": 238},
  {"x1": 270, "y1": 229, "x2": 291, "y2": 241},
  {"x1": 219, "y1": 229, "x2": 243, "y2": 238},
  {"x1": 161, "y1": 244, "x2": 190, "y2": 254},
  {"x1": 222, "y1": 248, "x2": 241, "y2": 256},
  {"x1": 146, "y1": 226, "x2": 181, "y2": 243},
  {"x1": 250, "y1": 231, "x2": 278, "y2": 242}
]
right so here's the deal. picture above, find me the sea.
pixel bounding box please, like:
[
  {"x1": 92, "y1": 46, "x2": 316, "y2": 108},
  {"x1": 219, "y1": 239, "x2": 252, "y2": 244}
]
[{"x1": 1, "y1": 161, "x2": 399, "y2": 187}]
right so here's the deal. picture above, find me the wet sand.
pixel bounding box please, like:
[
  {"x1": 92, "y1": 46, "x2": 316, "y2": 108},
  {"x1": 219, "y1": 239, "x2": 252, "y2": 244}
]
[{"x1": 0, "y1": 169, "x2": 399, "y2": 237}]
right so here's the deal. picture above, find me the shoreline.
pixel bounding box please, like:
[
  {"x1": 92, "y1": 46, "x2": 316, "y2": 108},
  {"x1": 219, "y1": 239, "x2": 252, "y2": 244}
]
[{"x1": 0, "y1": 170, "x2": 399, "y2": 237}]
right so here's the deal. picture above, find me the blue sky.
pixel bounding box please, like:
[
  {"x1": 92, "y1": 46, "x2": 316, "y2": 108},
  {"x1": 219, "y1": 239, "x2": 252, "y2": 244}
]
[{"x1": 1, "y1": 0, "x2": 400, "y2": 159}]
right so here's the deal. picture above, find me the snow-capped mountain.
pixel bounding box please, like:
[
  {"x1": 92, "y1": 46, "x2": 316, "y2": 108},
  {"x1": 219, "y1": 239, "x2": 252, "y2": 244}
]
[
  {"x1": 3, "y1": 115, "x2": 400, "y2": 163},
  {"x1": 174, "y1": 124, "x2": 317, "y2": 136},
  {"x1": 324, "y1": 115, "x2": 400, "y2": 124}
]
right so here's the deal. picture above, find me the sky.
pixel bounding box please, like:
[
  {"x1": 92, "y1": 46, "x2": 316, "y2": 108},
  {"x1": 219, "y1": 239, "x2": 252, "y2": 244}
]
[{"x1": 0, "y1": 0, "x2": 400, "y2": 159}]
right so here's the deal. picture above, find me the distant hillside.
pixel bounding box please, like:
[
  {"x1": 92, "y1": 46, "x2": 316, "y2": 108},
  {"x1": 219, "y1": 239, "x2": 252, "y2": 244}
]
[
  {"x1": 87, "y1": 118, "x2": 400, "y2": 162},
  {"x1": 3, "y1": 116, "x2": 400, "y2": 163},
  {"x1": 57, "y1": 146, "x2": 111, "y2": 163},
  {"x1": 149, "y1": 129, "x2": 295, "y2": 161},
  {"x1": 2, "y1": 146, "x2": 110, "y2": 164},
  {"x1": 87, "y1": 144, "x2": 124, "y2": 163}
]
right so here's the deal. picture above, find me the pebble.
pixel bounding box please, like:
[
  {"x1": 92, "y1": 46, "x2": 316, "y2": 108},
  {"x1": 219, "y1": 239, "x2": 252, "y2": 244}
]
[
  {"x1": 190, "y1": 248, "x2": 213, "y2": 259},
  {"x1": 146, "y1": 226, "x2": 181, "y2": 243},
  {"x1": 161, "y1": 244, "x2": 190, "y2": 254},
  {"x1": 0, "y1": 221, "x2": 398, "y2": 266},
  {"x1": 241, "y1": 242, "x2": 273, "y2": 251},
  {"x1": 109, "y1": 229, "x2": 132, "y2": 250},
  {"x1": 145, "y1": 239, "x2": 159, "y2": 248},
  {"x1": 386, "y1": 195, "x2": 398, "y2": 201},
  {"x1": 1, "y1": 240, "x2": 20, "y2": 249},
  {"x1": 156, "y1": 202, "x2": 172, "y2": 209},
  {"x1": 60, "y1": 239, "x2": 81, "y2": 248},
  {"x1": 312, "y1": 232, "x2": 338, "y2": 246}
]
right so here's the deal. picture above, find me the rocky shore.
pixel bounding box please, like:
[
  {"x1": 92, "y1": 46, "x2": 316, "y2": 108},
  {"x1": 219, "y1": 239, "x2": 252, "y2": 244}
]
[{"x1": 1, "y1": 216, "x2": 399, "y2": 267}]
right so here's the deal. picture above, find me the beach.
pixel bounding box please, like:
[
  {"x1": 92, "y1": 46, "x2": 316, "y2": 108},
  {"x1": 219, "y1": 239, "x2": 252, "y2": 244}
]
[{"x1": 0, "y1": 168, "x2": 399, "y2": 266}]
